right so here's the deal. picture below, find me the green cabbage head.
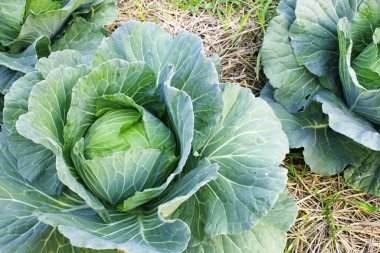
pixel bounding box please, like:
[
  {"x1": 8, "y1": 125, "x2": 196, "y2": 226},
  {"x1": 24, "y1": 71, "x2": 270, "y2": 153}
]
[
  {"x1": 0, "y1": 21, "x2": 297, "y2": 252},
  {"x1": 261, "y1": 0, "x2": 380, "y2": 196}
]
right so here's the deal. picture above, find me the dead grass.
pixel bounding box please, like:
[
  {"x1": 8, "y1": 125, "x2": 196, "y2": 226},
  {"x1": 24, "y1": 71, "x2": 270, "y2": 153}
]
[
  {"x1": 286, "y1": 153, "x2": 380, "y2": 253},
  {"x1": 114, "y1": 1, "x2": 380, "y2": 252}
]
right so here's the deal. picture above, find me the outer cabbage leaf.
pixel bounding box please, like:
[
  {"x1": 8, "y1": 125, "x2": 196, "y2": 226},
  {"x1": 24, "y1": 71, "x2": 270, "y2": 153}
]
[
  {"x1": 0, "y1": 67, "x2": 23, "y2": 94},
  {"x1": 262, "y1": 13, "x2": 321, "y2": 112},
  {"x1": 0, "y1": 36, "x2": 50, "y2": 74},
  {"x1": 51, "y1": 17, "x2": 108, "y2": 63},
  {"x1": 184, "y1": 190, "x2": 298, "y2": 253},
  {"x1": 16, "y1": 66, "x2": 90, "y2": 152},
  {"x1": 4, "y1": 72, "x2": 43, "y2": 132},
  {"x1": 0, "y1": 37, "x2": 49, "y2": 93},
  {"x1": 25, "y1": 0, "x2": 62, "y2": 15},
  {"x1": 351, "y1": 29, "x2": 380, "y2": 90},
  {"x1": 354, "y1": 91, "x2": 380, "y2": 124},
  {"x1": 81, "y1": 0, "x2": 118, "y2": 26},
  {"x1": 3, "y1": 71, "x2": 62, "y2": 194},
  {"x1": 338, "y1": 18, "x2": 368, "y2": 106},
  {"x1": 315, "y1": 90, "x2": 380, "y2": 151},
  {"x1": 261, "y1": 85, "x2": 369, "y2": 176},
  {"x1": 3, "y1": 51, "x2": 93, "y2": 194},
  {"x1": 35, "y1": 50, "x2": 87, "y2": 78},
  {"x1": 172, "y1": 84, "x2": 289, "y2": 244},
  {"x1": 8, "y1": 133, "x2": 61, "y2": 194},
  {"x1": 345, "y1": 151, "x2": 380, "y2": 195},
  {"x1": 30, "y1": 227, "x2": 117, "y2": 253},
  {"x1": 289, "y1": 0, "x2": 358, "y2": 77},
  {"x1": 0, "y1": 0, "x2": 26, "y2": 44},
  {"x1": 277, "y1": 0, "x2": 296, "y2": 22},
  {"x1": 38, "y1": 211, "x2": 190, "y2": 253}
]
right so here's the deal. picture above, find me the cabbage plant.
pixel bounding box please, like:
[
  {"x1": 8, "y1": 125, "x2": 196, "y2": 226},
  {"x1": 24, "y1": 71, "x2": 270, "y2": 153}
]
[
  {"x1": 0, "y1": 21, "x2": 297, "y2": 252},
  {"x1": 0, "y1": 0, "x2": 117, "y2": 96},
  {"x1": 261, "y1": 0, "x2": 380, "y2": 195}
]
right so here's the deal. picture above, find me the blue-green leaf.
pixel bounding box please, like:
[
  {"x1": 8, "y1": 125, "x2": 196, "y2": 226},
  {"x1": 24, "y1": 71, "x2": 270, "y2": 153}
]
[
  {"x1": 315, "y1": 89, "x2": 380, "y2": 151},
  {"x1": 83, "y1": 0, "x2": 118, "y2": 26},
  {"x1": 36, "y1": 50, "x2": 87, "y2": 78},
  {"x1": 0, "y1": 36, "x2": 50, "y2": 74},
  {"x1": 51, "y1": 18, "x2": 107, "y2": 62},
  {"x1": 184, "y1": 191, "x2": 298, "y2": 253},
  {"x1": 3, "y1": 71, "x2": 62, "y2": 194},
  {"x1": 261, "y1": 85, "x2": 369, "y2": 175},
  {"x1": 4, "y1": 71, "x2": 42, "y2": 132},
  {"x1": 194, "y1": 84, "x2": 288, "y2": 237},
  {"x1": 17, "y1": 66, "x2": 90, "y2": 152},
  {"x1": 345, "y1": 151, "x2": 380, "y2": 196},
  {"x1": 0, "y1": 66, "x2": 23, "y2": 94},
  {"x1": 262, "y1": 14, "x2": 321, "y2": 112},
  {"x1": 289, "y1": 0, "x2": 358, "y2": 77},
  {"x1": 0, "y1": 0, "x2": 26, "y2": 45}
]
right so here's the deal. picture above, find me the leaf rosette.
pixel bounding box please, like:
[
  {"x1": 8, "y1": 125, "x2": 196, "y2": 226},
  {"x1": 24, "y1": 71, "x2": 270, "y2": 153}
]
[
  {"x1": 1, "y1": 21, "x2": 297, "y2": 252},
  {"x1": 262, "y1": 0, "x2": 380, "y2": 196}
]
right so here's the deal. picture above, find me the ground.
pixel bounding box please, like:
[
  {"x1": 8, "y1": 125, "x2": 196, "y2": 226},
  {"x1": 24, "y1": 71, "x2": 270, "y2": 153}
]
[{"x1": 113, "y1": 1, "x2": 380, "y2": 252}]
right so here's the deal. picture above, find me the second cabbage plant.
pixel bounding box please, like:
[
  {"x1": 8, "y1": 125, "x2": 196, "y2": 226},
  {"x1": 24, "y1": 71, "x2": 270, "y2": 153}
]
[
  {"x1": 262, "y1": 0, "x2": 380, "y2": 196},
  {"x1": 0, "y1": 0, "x2": 117, "y2": 123}
]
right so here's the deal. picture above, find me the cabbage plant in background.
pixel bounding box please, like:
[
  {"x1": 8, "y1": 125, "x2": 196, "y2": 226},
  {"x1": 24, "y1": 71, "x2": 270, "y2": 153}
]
[
  {"x1": 0, "y1": 21, "x2": 297, "y2": 252},
  {"x1": 261, "y1": 0, "x2": 380, "y2": 196},
  {"x1": 0, "y1": 0, "x2": 117, "y2": 123}
]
